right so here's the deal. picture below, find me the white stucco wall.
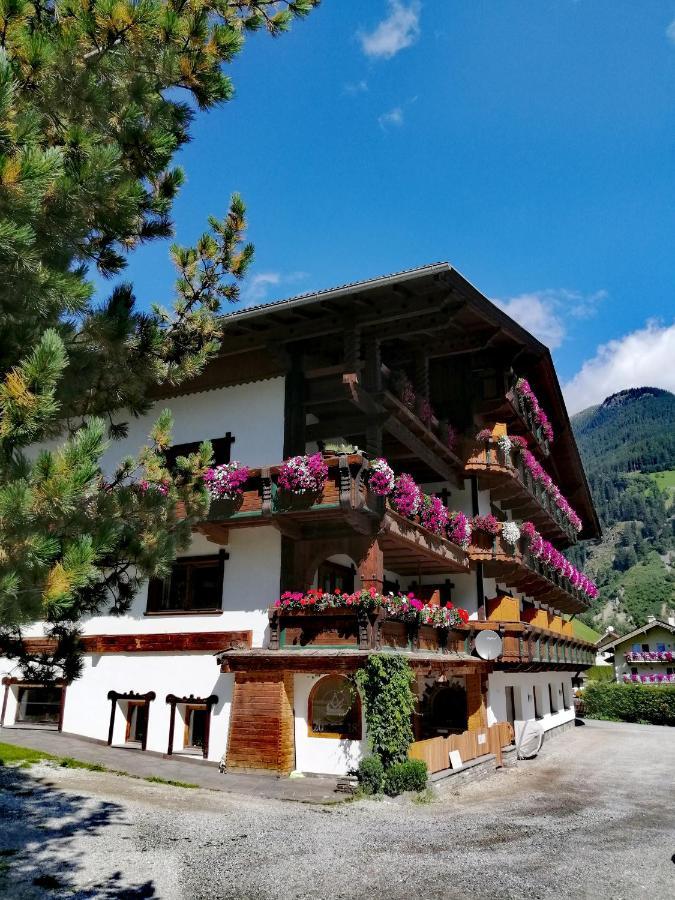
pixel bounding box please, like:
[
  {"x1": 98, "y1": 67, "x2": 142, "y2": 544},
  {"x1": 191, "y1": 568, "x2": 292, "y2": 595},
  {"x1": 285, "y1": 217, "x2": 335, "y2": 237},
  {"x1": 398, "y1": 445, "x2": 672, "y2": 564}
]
[
  {"x1": 60, "y1": 653, "x2": 234, "y2": 762},
  {"x1": 97, "y1": 379, "x2": 286, "y2": 475},
  {"x1": 487, "y1": 671, "x2": 575, "y2": 740},
  {"x1": 293, "y1": 673, "x2": 365, "y2": 775},
  {"x1": 72, "y1": 527, "x2": 280, "y2": 647}
]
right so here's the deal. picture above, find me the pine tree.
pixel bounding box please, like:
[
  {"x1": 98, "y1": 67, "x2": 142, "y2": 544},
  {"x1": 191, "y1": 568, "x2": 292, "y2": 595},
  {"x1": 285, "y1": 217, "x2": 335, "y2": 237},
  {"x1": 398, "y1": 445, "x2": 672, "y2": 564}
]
[{"x1": 0, "y1": 0, "x2": 319, "y2": 679}]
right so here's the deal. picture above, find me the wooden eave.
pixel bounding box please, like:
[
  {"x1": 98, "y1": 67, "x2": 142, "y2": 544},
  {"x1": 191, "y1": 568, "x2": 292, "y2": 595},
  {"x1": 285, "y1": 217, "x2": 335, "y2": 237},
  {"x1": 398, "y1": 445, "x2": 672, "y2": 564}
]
[{"x1": 217, "y1": 647, "x2": 489, "y2": 674}]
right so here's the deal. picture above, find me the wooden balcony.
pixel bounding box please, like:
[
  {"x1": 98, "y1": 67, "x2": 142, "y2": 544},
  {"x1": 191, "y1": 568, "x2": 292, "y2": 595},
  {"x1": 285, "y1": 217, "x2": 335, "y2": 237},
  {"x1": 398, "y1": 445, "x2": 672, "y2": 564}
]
[
  {"x1": 199, "y1": 453, "x2": 470, "y2": 576},
  {"x1": 195, "y1": 454, "x2": 381, "y2": 540},
  {"x1": 465, "y1": 439, "x2": 577, "y2": 545},
  {"x1": 482, "y1": 597, "x2": 595, "y2": 669},
  {"x1": 473, "y1": 370, "x2": 551, "y2": 458},
  {"x1": 469, "y1": 531, "x2": 590, "y2": 614},
  {"x1": 268, "y1": 606, "x2": 476, "y2": 658},
  {"x1": 261, "y1": 605, "x2": 594, "y2": 672}
]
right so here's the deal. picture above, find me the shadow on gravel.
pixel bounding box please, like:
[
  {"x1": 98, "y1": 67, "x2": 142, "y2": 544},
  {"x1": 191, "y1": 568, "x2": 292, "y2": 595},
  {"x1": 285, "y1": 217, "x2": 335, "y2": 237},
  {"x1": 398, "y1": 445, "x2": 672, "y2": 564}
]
[{"x1": 0, "y1": 763, "x2": 156, "y2": 898}]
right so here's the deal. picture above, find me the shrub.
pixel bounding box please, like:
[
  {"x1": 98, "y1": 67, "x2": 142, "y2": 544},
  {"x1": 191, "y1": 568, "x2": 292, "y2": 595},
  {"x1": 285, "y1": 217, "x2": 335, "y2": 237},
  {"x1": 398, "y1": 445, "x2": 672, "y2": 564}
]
[
  {"x1": 357, "y1": 755, "x2": 385, "y2": 795},
  {"x1": 383, "y1": 759, "x2": 428, "y2": 796},
  {"x1": 583, "y1": 682, "x2": 675, "y2": 726}
]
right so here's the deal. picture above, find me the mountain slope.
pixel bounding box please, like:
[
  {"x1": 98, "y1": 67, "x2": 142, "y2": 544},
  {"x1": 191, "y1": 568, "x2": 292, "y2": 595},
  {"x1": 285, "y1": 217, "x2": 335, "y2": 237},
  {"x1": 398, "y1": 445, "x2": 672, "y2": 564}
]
[{"x1": 570, "y1": 388, "x2": 675, "y2": 630}]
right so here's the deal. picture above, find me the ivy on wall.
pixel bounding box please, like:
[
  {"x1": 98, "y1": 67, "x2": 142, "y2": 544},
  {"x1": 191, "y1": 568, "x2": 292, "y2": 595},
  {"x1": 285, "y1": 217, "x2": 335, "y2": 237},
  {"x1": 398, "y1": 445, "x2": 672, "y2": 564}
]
[{"x1": 354, "y1": 654, "x2": 417, "y2": 767}]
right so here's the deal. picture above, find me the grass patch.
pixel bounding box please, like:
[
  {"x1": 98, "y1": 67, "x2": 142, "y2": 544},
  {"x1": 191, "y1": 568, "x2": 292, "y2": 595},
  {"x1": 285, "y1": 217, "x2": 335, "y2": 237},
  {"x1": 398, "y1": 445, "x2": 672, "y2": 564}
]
[
  {"x1": 412, "y1": 787, "x2": 435, "y2": 805},
  {"x1": 0, "y1": 742, "x2": 198, "y2": 788},
  {"x1": 59, "y1": 757, "x2": 106, "y2": 772},
  {"x1": 569, "y1": 619, "x2": 601, "y2": 643},
  {"x1": 0, "y1": 743, "x2": 56, "y2": 766},
  {"x1": 142, "y1": 775, "x2": 198, "y2": 789},
  {"x1": 652, "y1": 469, "x2": 675, "y2": 491}
]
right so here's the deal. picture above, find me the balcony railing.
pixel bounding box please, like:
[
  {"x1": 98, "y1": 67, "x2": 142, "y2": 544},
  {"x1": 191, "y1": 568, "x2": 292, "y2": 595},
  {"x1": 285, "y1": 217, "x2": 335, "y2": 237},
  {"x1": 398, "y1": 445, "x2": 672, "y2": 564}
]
[
  {"x1": 464, "y1": 440, "x2": 577, "y2": 545},
  {"x1": 475, "y1": 376, "x2": 551, "y2": 458},
  {"x1": 468, "y1": 530, "x2": 590, "y2": 614},
  {"x1": 623, "y1": 673, "x2": 675, "y2": 684},
  {"x1": 265, "y1": 606, "x2": 596, "y2": 668},
  {"x1": 625, "y1": 651, "x2": 674, "y2": 663}
]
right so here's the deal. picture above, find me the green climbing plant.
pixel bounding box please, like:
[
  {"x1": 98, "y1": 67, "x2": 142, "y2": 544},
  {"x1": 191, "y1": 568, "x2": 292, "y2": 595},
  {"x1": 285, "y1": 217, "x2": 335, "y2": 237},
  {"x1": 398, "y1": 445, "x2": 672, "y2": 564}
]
[{"x1": 354, "y1": 654, "x2": 417, "y2": 768}]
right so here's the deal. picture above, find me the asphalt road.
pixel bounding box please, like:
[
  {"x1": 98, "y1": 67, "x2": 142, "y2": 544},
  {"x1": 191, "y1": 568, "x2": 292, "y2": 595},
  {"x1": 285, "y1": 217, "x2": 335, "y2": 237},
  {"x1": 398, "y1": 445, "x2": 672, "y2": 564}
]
[{"x1": 1, "y1": 718, "x2": 674, "y2": 899}]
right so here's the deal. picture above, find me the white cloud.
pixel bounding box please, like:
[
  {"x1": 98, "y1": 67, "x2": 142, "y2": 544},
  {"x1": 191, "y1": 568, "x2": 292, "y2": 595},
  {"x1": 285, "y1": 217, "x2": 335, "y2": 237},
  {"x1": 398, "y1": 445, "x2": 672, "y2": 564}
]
[
  {"x1": 344, "y1": 79, "x2": 368, "y2": 95},
  {"x1": 563, "y1": 320, "x2": 675, "y2": 414},
  {"x1": 358, "y1": 1, "x2": 421, "y2": 60},
  {"x1": 241, "y1": 271, "x2": 308, "y2": 307},
  {"x1": 378, "y1": 106, "x2": 404, "y2": 130},
  {"x1": 666, "y1": 19, "x2": 675, "y2": 44},
  {"x1": 493, "y1": 288, "x2": 606, "y2": 350}
]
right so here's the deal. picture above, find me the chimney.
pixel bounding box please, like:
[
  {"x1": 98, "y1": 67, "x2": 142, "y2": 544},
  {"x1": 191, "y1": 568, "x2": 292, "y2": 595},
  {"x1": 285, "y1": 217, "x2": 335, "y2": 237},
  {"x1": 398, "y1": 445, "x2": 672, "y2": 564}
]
[
  {"x1": 646, "y1": 615, "x2": 656, "y2": 624},
  {"x1": 668, "y1": 617, "x2": 675, "y2": 627}
]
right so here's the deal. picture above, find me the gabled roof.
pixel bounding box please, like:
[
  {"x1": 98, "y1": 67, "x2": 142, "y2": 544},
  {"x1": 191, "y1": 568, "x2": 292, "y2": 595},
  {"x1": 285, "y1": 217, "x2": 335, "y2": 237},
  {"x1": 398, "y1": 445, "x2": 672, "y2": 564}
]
[
  {"x1": 215, "y1": 261, "x2": 601, "y2": 539},
  {"x1": 600, "y1": 619, "x2": 675, "y2": 651}
]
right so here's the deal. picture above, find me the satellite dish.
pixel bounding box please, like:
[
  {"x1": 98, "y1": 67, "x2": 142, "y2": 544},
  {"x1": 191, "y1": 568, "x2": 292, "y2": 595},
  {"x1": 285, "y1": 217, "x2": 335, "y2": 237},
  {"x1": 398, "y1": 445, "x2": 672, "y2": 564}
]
[
  {"x1": 474, "y1": 630, "x2": 503, "y2": 660},
  {"x1": 517, "y1": 720, "x2": 544, "y2": 759}
]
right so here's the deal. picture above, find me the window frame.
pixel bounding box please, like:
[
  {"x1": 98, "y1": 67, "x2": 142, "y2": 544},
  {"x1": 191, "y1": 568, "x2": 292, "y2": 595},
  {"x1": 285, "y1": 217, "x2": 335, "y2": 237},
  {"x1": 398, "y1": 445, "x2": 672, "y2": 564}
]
[
  {"x1": 15, "y1": 685, "x2": 63, "y2": 726},
  {"x1": 184, "y1": 704, "x2": 209, "y2": 751},
  {"x1": 146, "y1": 551, "x2": 227, "y2": 615},
  {"x1": 307, "y1": 675, "x2": 362, "y2": 741}
]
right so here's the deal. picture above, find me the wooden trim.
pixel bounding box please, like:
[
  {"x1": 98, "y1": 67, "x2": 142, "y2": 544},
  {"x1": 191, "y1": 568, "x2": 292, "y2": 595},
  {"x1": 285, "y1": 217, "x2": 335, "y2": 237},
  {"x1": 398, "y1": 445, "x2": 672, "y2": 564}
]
[
  {"x1": 0, "y1": 681, "x2": 8, "y2": 727},
  {"x1": 83, "y1": 631, "x2": 252, "y2": 654},
  {"x1": 165, "y1": 694, "x2": 219, "y2": 758},
  {"x1": 107, "y1": 690, "x2": 156, "y2": 751},
  {"x1": 307, "y1": 675, "x2": 362, "y2": 740}
]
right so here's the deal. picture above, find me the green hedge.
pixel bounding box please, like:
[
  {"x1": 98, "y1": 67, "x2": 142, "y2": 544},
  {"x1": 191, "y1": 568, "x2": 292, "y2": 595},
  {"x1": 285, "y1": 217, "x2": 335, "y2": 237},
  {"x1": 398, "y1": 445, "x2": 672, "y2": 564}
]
[
  {"x1": 583, "y1": 682, "x2": 675, "y2": 726},
  {"x1": 383, "y1": 759, "x2": 428, "y2": 796}
]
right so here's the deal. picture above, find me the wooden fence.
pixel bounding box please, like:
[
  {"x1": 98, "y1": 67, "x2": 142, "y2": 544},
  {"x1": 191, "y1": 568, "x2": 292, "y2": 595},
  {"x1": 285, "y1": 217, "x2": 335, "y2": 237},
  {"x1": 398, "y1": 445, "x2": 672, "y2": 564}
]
[{"x1": 408, "y1": 722, "x2": 515, "y2": 774}]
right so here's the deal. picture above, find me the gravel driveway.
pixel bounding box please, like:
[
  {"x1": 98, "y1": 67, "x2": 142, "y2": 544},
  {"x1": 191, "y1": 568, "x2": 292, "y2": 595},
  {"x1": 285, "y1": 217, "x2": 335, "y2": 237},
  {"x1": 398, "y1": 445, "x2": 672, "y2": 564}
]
[{"x1": 1, "y1": 718, "x2": 674, "y2": 899}]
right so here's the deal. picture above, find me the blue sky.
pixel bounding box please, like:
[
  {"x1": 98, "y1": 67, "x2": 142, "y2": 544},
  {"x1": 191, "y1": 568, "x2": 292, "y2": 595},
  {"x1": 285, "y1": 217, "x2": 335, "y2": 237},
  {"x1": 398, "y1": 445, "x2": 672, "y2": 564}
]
[{"x1": 104, "y1": 1, "x2": 675, "y2": 413}]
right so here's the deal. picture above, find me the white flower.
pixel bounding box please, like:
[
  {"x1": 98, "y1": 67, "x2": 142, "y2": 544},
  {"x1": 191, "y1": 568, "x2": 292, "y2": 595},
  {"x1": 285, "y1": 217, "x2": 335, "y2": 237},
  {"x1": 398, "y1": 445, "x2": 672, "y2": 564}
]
[
  {"x1": 501, "y1": 521, "x2": 521, "y2": 545},
  {"x1": 497, "y1": 434, "x2": 512, "y2": 455}
]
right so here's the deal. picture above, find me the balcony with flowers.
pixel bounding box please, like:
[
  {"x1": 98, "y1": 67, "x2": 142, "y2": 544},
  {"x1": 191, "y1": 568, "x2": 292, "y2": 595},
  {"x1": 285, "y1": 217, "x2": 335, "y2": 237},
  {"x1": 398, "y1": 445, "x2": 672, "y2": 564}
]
[
  {"x1": 623, "y1": 673, "x2": 675, "y2": 685},
  {"x1": 267, "y1": 588, "x2": 473, "y2": 657},
  {"x1": 196, "y1": 454, "x2": 470, "y2": 575},
  {"x1": 624, "y1": 650, "x2": 674, "y2": 663},
  {"x1": 464, "y1": 429, "x2": 581, "y2": 546},
  {"x1": 474, "y1": 372, "x2": 554, "y2": 458},
  {"x1": 467, "y1": 518, "x2": 597, "y2": 614}
]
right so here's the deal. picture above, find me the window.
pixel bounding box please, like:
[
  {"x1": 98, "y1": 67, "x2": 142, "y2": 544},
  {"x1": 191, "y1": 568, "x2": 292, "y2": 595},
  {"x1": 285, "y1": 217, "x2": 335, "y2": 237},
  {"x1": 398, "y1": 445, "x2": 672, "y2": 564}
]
[
  {"x1": 317, "y1": 561, "x2": 354, "y2": 595},
  {"x1": 164, "y1": 434, "x2": 235, "y2": 471},
  {"x1": 16, "y1": 686, "x2": 62, "y2": 725},
  {"x1": 631, "y1": 667, "x2": 638, "y2": 675},
  {"x1": 308, "y1": 675, "x2": 361, "y2": 739},
  {"x1": 146, "y1": 552, "x2": 226, "y2": 613},
  {"x1": 656, "y1": 643, "x2": 666, "y2": 653},
  {"x1": 534, "y1": 685, "x2": 543, "y2": 720},
  {"x1": 641, "y1": 643, "x2": 649, "y2": 652},
  {"x1": 548, "y1": 683, "x2": 558, "y2": 714},
  {"x1": 184, "y1": 705, "x2": 208, "y2": 750},
  {"x1": 125, "y1": 701, "x2": 149, "y2": 744},
  {"x1": 505, "y1": 686, "x2": 516, "y2": 724},
  {"x1": 632, "y1": 643, "x2": 641, "y2": 653}
]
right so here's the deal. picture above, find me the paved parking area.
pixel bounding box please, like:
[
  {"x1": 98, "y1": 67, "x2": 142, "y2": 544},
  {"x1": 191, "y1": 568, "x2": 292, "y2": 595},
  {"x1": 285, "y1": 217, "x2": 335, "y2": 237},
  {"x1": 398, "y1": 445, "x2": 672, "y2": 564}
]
[{"x1": 1, "y1": 719, "x2": 674, "y2": 899}]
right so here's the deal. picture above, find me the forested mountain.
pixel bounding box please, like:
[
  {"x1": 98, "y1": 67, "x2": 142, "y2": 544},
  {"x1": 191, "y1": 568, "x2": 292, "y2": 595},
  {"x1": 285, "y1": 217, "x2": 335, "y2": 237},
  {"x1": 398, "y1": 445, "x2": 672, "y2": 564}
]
[{"x1": 570, "y1": 388, "x2": 675, "y2": 631}]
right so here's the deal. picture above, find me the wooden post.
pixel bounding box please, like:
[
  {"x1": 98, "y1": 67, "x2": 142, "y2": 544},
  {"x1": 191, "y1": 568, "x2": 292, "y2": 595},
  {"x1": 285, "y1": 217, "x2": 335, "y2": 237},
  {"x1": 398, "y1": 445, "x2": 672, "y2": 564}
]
[
  {"x1": 357, "y1": 538, "x2": 384, "y2": 594},
  {"x1": 363, "y1": 337, "x2": 383, "y2": 456},
  {"x1": 107, "y1": 693, "x2": 116, "y2": 746},
  {"x1": 283, "y1": 351, "x2": 305, "y2": 458},
  {"x1": 167, "y1": 698, "x2": 177, "y2": 755},
  {"x1": 58, "y1": 685, "x2": 67, "y2": 732},
  {"x1": 1, "y1": 680, "x2": 9, "y2": 727}
]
